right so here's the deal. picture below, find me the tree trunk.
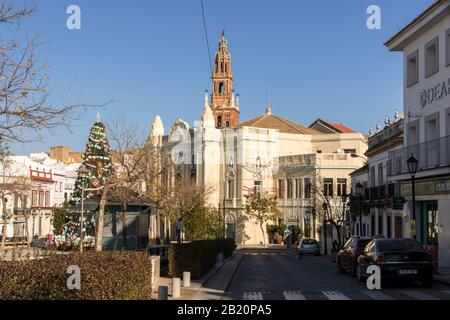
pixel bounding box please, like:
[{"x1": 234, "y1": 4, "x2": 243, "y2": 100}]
[
  {"x1": 95, "y1": 188, "x2": 108, "y2": 252},
  {"x1": 122, "y1": 203, "x2": 128, "y2": 250},
  {"x1": 259, "y1": 222, "x2": 266, "y2": 247},
  {"x1": 24, "y1": 213, "x2": 31, "y2": 249},
  {"x1": 1, "y1": 198, "x2": 8, "y2": 252}
]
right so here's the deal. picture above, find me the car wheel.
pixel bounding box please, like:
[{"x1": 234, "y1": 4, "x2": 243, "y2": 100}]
[
  {"x1": 422, "y1": 277, "x2": 433, "y2": 288},
  {"x1": 356, "y1": 266, "x2": 365, "y2": 282}
]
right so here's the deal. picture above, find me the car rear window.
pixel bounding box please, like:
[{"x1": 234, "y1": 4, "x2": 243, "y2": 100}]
[
  {"x1": 377, "y1": 239, "x2": 425, "y2": 252},
  {"x1": 302, "y1": 239, "x2": 317, "y2": 245},
  {"x1": 357, "y1": 239, "x2": 371, "y2": 249}
]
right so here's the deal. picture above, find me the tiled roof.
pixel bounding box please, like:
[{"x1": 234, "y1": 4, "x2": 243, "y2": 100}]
[
  {"x1": 309, "y1": 118, "x2": 357, "y2": 134},
  {"x1": 384, "y1": 0, "x2": 445, "y2": 47},
  {"x1": 238, "y1": 113, "x2": 320, "y2": 135},
  {"x1": 329, "y1": 123, "x2": 356, "y2": 134}
]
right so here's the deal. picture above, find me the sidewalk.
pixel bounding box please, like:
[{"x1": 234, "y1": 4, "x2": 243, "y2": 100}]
[
  {"x1": 434, "y1": 267, "x2": 450, "y2": 286},
  {"x1": 152, "y1": 252, "x2": 243, "y2": 300}
]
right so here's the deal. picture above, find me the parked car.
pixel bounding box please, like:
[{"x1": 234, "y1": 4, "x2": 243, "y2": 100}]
[
  {"x1": 356, "y1": 238, "x2": 434, "y2": 287},
  {"x1": 337, "y1": 236, "x2": 372, "y2": 276},
  {"x1": 297, "y1": 238, "x2": 320, "y2": 256}
]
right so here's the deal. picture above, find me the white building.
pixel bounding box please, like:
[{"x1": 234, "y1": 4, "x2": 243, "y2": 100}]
[
  {"x1": 0, "y1": 153, "x2": 78, "y2": 242},
  {"x1": 385, "y1": 0, "x2": 450, "y2": 269},
  {"x1": 350, "y1": 115, "x2": 405, "y2": 239}
]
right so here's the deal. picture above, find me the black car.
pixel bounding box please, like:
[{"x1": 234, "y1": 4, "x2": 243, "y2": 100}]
[
  {"x1": 337, "y1": 236, "x2": 372, "y2": 277},
  {"x1": 356, "y1": 238, "x2": 434, "y2": 287}
]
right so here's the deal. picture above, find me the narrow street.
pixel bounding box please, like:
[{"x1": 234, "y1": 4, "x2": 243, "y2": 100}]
[{"x1": 223, "y1": 247, "x2": 450, "y2": 300}]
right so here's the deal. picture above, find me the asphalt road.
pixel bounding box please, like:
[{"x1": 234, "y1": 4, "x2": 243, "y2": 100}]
[{"x1": 225, "y1": 248, "x2": 450, "y2": 300}]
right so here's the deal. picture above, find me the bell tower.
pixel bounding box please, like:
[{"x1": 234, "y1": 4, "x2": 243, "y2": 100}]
[{"x1": 209, "y1": 31, "x2": 240, "y2": 128}]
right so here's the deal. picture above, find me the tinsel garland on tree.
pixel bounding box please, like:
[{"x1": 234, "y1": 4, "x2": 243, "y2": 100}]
[{"x1": 66, "y1": 119, "x2": 113, "y2": 237}]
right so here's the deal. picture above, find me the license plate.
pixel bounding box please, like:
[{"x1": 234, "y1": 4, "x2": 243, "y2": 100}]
[{"x1": 399, "y1": 269, "x2": 418, "y2": 275}]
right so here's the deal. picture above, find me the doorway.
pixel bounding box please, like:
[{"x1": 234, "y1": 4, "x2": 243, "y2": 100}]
[{"x1": 226, "y1": 223, "x2": 236, "y2": 240}]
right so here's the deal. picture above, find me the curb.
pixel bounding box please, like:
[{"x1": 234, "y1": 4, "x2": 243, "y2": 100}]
[{"x1": 224, "y1": 253, "x2": 245, "y2": 294}]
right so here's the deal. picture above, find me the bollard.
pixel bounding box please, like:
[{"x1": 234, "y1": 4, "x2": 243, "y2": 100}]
[
  {"x1": 216, "y1": 252, "x2": 224, "y2": 264},
  {"x1": 172, "y1": 277, "x2": 181, "y2": 299},
  {"x1": 158, "y1": 286, "x2": 168, "y2": 300},
  {"x1": 183, "y1": 272, "x2": 191, "y2": 288}
]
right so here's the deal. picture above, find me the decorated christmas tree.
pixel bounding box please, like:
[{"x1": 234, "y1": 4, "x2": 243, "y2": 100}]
[{"x1": 67, "y1": 115, "x2": 113, "y2": 236}]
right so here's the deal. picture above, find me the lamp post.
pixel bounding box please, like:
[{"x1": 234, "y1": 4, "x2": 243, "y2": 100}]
[
  {"x1": 407, "y1": 155, "x2": 418, "y2": 240},
  {"x1": 355, "y1": 182, "x2": 363, "y2": 236},
  {"x1": 322, "y1": 201, "x2": 328, "y2": 255},
  {"x1": 77, "y1": 166, "x2": 89, "y2": 254}
]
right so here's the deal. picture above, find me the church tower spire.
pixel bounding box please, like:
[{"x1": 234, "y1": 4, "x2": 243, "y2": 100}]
[{"x1": 209, "y1": 31, "x2": 240, "y2": 128}]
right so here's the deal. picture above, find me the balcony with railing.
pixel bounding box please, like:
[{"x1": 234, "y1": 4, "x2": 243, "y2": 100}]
[{"x1": 388, "y1": 135, "x2": 450, "y2": 176}]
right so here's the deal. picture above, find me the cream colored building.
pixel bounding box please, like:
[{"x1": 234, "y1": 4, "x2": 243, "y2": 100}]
[{"x1": 148, "y1": 33, "x2": 367, "y2": 246}]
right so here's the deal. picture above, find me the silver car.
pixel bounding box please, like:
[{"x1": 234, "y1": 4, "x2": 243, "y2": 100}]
[{"x1": 298, "y1": 238, "x2": 321, "y2": 256}]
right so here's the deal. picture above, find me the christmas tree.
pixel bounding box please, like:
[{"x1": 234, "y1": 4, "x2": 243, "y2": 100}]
[{"x1": 67, "y1": 115, "x2": 113, "y2": 236}]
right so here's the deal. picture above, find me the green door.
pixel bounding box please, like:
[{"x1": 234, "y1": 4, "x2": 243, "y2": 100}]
[{"x1": 420, "y1": 201, "x2": 438, "y2": 246}]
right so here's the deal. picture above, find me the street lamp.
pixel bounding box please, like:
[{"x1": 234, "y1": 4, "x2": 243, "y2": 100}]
[
  {"x1": 322, "y1": 201, "x2": 328, "y2": 255},
  {"x1": 407, "y1": 155, "x2": 418, "y2": 240},
  {"x1": 355, "y1": 182, "x2": 363, "y2": 236},
  {"x1": 77, "y1": 165, "x2": 90, "y2": 254}
]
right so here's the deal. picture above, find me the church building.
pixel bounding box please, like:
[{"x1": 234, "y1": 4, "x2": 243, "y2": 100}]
[{"x1": 149, "y1": 32, "x2": 368, "y2": 247}]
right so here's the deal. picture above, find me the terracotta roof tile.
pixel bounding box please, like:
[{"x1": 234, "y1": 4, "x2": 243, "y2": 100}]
[{"x1": 238, "y1": 113, "x2": 320, "y2": 135}]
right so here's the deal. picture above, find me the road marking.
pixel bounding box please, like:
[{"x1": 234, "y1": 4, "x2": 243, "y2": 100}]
[
  {"x1": 361, "y1": 290, "x2": 394, "y2": 300},
  {"x1": 401, "y1": 290, "x2": 440, "y2": 300},
  {"x1": 322, "y1": 290, "x2": 351, "y2": 300},
  {"x1": 243, "y1": 292, "x2": 263, "y2": 300},
  {"x1": 283, "y1": 291, "x2": 306, "y2": 300}
]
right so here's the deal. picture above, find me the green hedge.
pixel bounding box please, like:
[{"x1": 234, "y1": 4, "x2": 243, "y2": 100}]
[
  {"x1": 168, "y1": 239, "x2": 236, "y2": 279},
  {"x1": 0, "y1": 251, "x2": 153, "y2": 300}
]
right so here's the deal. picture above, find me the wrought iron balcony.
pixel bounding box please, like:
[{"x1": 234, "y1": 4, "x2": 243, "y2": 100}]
[{"x1": 388, "y1": 135, "x2": 450, "y2": 175}]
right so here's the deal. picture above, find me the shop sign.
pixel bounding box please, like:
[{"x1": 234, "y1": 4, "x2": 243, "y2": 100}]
[
  {"x1": 420, "y1": 77, "x2": 450, "y2": 107},
  {"x1": 401, "y1": 178, "x2": 450, "y2": 196},
  {"x1": 392, "y1": 197, "x2": 405, "y2": 210}
]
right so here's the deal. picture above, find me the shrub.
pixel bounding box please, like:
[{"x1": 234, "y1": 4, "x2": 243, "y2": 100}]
[
  {"x1": 0, "y1": 251, "x2": 153, "y2": 300},
  {"x1": 168, "y1": 239, "x2": 236, "y2": 279}
]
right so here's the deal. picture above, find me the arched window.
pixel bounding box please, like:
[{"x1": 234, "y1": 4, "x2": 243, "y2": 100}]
[
  {"x1": 219, "y1": 82, "x2": 224, "y2": 95},
  {"x1": 217, "y1": 116, "x2": 222, "y2": 128},
  {"x1": 226, "y1": 121, "x2": 230, "y2": 127}
]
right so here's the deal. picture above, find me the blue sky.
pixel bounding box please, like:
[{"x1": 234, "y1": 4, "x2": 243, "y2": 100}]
[{"x1": 5, "y1": 0, "x2": 435, "y2": 154}]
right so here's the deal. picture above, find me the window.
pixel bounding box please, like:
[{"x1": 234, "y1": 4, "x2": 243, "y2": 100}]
[
  {"x1": 287, "y1": 179, "x2": 294, "y2": 199},
  {"x1": 378, "y1": 163, "x2": 384, "y2": 186},
  {"x1": 344, "y1": 149, "x2": 356, "y2": 154},
  {"x1": 254, "y1": 181, "x2": 262, "y2": 194},
  {"x1": 54, "y1": 182, "x2": 58, "y2": 192},
  {"x1": 217, "y1": 116, "x2": 222, "y2": 127},
  {"x1": 370, "y1": 166, "x2": 375, "y2": 187},
  {"x1": 227, "y1": 179, "x2": 234, "y2": 199},
  {"x1": 406, "y1": 50, "x2": 419, "y2": 87},
  {"x1": 13, "y1": 194, "x2": 18, "y2": 208},
  {"x1": 60, "y1": 182, "x2": 63, "y2": 192},
  {"x1": 45, "y1": 191, "x2": 50, "y2": 207},
  {"x1": 38, "y1": 191, "x2": 44, "y2": 207},
  {"x1": 378, "y1": 214, "x2": 383, "y2": 236},
  {"x1": 446, "y1": 29, "x2": 450, "y2": 66},
  {"x1": 304, "y1": 178, "x2": 311, "y2": 199},
  {"x1": 219, "y1": 82, "x2": 224, "y2": 95},
  {"x1": 323, "y1": 178, "x2": 333, "y2": 197},
  {"x1": 278, "y1": 179, "x2": 285, "y2": 199},
  {"x1": 226, "y1": 121, "x2": 230, "y2": 128},
  {"x1": 295, "y1": 178, "x2": 303, "y2": 199},
  {"x1": 425, "y1": 37, "x2": 439, "y2": 78},
  {"x1": 32, "y1": 190, "x2": 37, "y2": 206},
  {"x1": 337, "y1": 178, "x2": 347, "y2": 197}
]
